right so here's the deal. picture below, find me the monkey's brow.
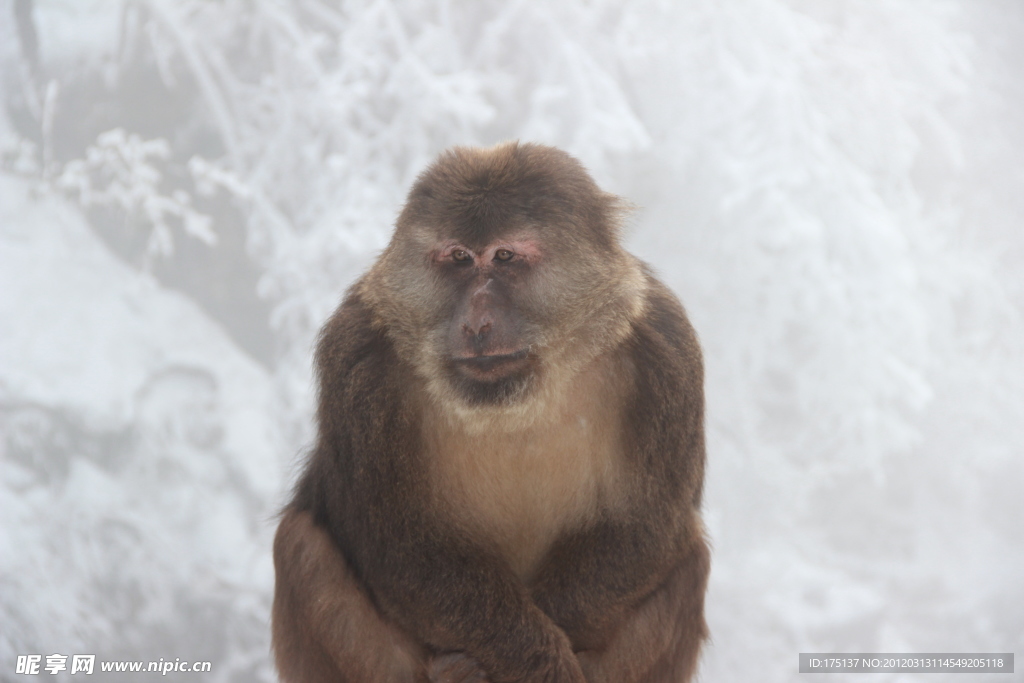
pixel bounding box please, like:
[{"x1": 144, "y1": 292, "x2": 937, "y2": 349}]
[{"x1": 484, "y1": 238, "x2": 543, "y2": 261}]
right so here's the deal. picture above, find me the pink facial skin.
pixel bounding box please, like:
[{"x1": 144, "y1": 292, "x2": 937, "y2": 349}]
[{"x1": 433, "y1": 238, "x2": 543, "y2": 265}]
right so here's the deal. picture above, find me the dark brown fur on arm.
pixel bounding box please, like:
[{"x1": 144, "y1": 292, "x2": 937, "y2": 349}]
[
  {"x1": 291, "y1": 289, "x2": 584, "y2": 683},
  {"x1": 576, "y1": 532, "x2": 710, "y2": 683},
  {"x1": 271, "y1": 507, "x2": 428, "y2": 683}
]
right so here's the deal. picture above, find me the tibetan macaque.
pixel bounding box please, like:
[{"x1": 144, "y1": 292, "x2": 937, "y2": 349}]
[{"x1": 272, "y1": 142, "x2": 709, "y2": 683}]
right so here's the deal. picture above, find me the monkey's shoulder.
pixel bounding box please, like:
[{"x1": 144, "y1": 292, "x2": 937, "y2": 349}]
[
  {"x1": 311, "y1": 287, "x2": 417, "y2": 459},
  {"x1": 619, "y1": 273, "x2": 705, "y2": 495},
  {"x1": 629, "y1": 273, "x2": 703, "y2": 384},
  {"x1": 299, "y1": 288, "x2": 420, "y2": 521},
  {"x1": 316, "y1": 286, "x2": 392, "y2": 371}
]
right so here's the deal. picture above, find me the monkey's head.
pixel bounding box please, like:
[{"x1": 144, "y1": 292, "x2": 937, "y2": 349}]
[{"x1": 363, "y1": 142, "x2": 646, "y2": 416}]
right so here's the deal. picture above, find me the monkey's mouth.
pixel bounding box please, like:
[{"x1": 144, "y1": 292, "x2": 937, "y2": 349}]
[{"x1": 448, "y1": 348, "x2": 532, "y2": 380}]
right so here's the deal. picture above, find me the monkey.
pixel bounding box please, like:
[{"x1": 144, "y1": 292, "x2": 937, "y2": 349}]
[{"x1": 272, "y1": 142, "x2": 709, "y2": 683}]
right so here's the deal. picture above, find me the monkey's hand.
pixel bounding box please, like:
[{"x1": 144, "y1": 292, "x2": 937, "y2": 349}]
[
  {"x1": 427, "y1": 649, "x2": 586, "y2": 683},
  {"x1": 427, "y1": 652, "x2": 490, "y2": 683},
  {"x1": 523, "y1": 632, "x2": 587, "y2": 683}
]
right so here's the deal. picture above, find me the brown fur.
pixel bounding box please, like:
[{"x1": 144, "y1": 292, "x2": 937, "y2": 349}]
[
  {"x1": 273, "y1": 142, "x2": 708, "y2": 683},
  {"x1": 424, "y1": 348, "x2": 631, "y2": 581},
  {"x1": 272, "y1": 510, "x2": 427, "y2": 683}
]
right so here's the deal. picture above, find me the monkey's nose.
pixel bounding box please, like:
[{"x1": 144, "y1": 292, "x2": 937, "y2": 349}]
[{"x1": 463, "y1": 321, "x2": 492, "y2": 351}]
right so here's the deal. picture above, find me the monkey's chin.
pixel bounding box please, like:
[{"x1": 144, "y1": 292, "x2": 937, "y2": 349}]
[{"x1": 445, "y1": 351, "x2": 534, "y2": 406}]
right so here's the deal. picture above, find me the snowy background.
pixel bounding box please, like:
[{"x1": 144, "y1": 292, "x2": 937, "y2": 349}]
[{"x1": 1, "y1": 1, "x2": 1022, "y2": 681}]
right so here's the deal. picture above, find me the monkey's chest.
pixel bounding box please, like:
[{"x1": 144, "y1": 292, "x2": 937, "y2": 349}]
[{"x1": 427, "y1": 415, "x2": 623, "y2": 580}]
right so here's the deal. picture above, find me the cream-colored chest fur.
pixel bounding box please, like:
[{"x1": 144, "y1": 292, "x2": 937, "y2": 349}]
[{"x1": 424, "y1": 352, "x2": 629, "y2": 580}]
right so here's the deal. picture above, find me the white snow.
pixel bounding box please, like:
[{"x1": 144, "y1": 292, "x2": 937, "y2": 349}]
[{"x1": 0, "y1": 174, "x2": 282, "y2": 681}]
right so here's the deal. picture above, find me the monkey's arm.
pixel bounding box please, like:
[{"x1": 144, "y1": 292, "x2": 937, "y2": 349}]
[
  {"x1": 272, "y1": 507, "x2": 427, "y2": 683},
  {"x1": 311, "y1": 452, "x2": 585, "y2": 683},
  {"x1": 528, "y1": 511, "x2": 707, "y2": 651},
  {"x1": 361, "y1": 521, "x2": 583, "y2": 683},
  {"x1": 575, "y1": 532, "x2": 709, "y2": 683}
]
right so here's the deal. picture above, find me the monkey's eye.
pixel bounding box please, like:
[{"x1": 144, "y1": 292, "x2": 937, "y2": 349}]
[
  {"x1": 451, "y1": 248, "x2": 472, "y2": 263},
  {"x1": 494, "y1": 248, "x2": 514, "y2": 262}
]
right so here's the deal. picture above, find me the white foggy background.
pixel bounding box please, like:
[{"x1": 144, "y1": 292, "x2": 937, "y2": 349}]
[{"x1": 1, "y1": 1, "x2": 1022, "y2": 681}]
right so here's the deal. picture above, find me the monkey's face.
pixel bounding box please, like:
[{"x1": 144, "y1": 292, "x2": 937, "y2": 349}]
[
  {"x1": 378, "y1": 223, "x2": 627, "y2": 412},
  {"x1": 429, "y1": 235, "x2": 547, "y2": 406},
  {"x1": 366, "y1": 143, "x2": 643, "y2": 412}
]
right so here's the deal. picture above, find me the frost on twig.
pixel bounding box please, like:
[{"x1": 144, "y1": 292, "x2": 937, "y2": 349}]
[{"x1": 56, "y1": 128, "x2": 216, "y2": 260}]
